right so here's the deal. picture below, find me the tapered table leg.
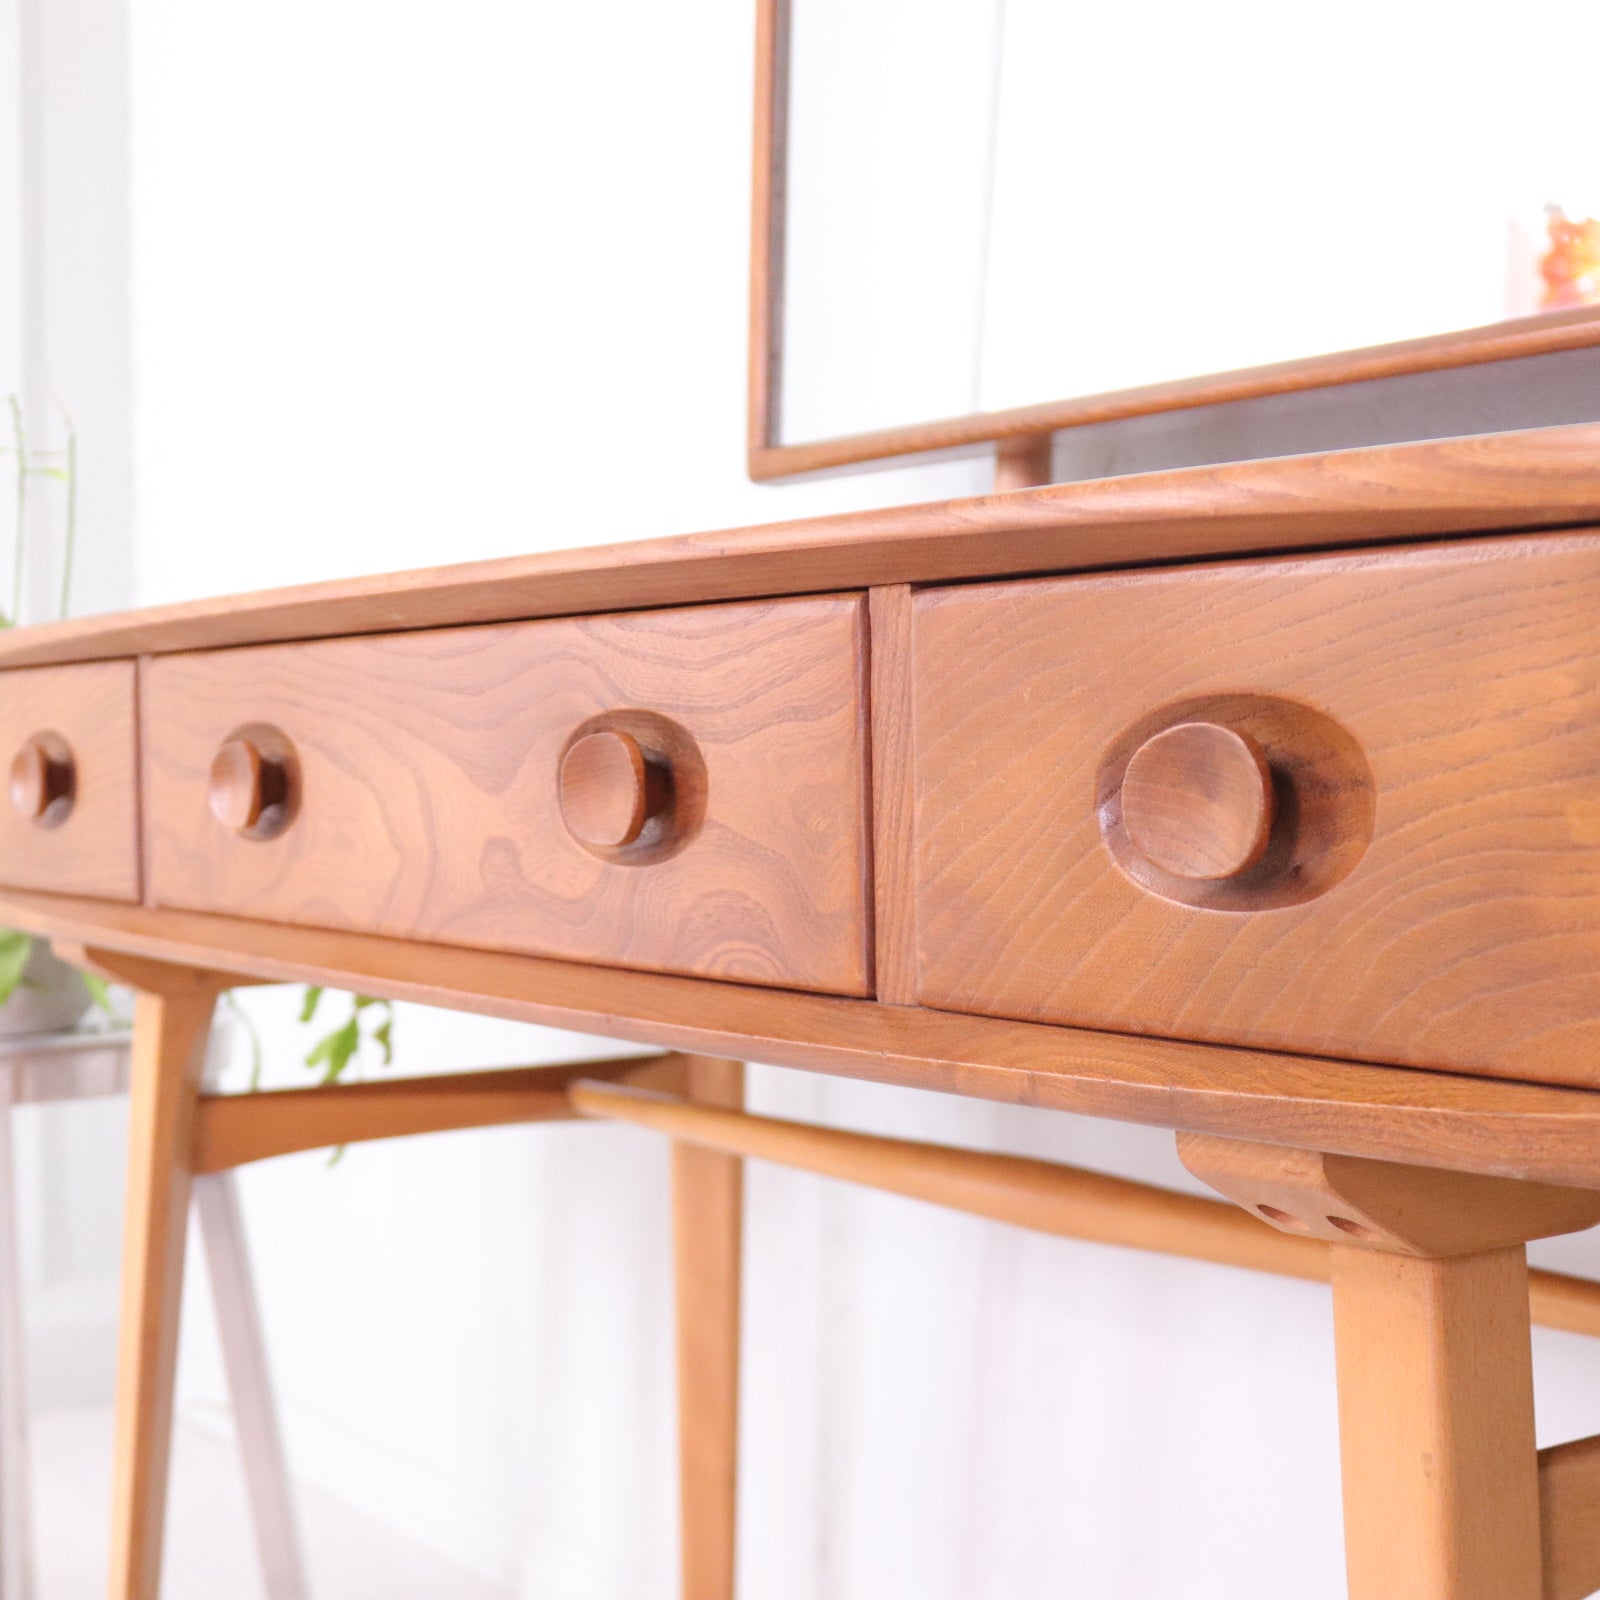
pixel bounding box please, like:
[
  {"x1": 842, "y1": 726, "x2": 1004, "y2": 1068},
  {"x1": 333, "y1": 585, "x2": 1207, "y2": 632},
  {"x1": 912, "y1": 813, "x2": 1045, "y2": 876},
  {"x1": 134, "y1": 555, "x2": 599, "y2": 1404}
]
[
  {"x1": 1332, "y1": 1244, "x2": 1540, "y2": 1600},
  {"x1": 673, "y1": 1056, "x2": 744, "y2": 1600},
  {"x1": 0, "y1": 1062, "x2": 34, "y2": 1600},
  {"x1": 107, "y1": 971, "x2": 225, "y2": 1600},
  {"x1": 1178, "y1": 1133, "x2": 1600, "y2": 1600}
]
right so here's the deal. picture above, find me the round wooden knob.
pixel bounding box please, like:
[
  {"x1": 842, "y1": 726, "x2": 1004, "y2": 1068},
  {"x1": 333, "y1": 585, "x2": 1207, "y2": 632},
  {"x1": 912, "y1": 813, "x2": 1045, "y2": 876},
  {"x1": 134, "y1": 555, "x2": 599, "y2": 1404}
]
[
  {"x1": 559, "y1": 729, "x2": 666, "y2": 851},
  {"x1": 209, "y1": 737, "x2": 293, "y2": 837},
  {"x1": 1121, "y1": 721, "x2": 1275, "y2": 880},
  {"x1": 9, "y1": 733, "x2": 75, "y2": 825}
]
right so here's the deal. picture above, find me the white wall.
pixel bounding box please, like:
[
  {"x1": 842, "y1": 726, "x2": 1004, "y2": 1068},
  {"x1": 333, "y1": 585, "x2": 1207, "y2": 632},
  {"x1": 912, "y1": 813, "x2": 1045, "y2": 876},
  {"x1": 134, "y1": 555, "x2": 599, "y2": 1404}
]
[
  {"x1": 783, "y1": 0, "x2": 1600, "y2": 441},
  {"x1": 0, "y1": 0, "x2": 136, "y2": 1414},
  {"x1": 109, "y1": 4, "x2": 1600, "y2": 1598}
]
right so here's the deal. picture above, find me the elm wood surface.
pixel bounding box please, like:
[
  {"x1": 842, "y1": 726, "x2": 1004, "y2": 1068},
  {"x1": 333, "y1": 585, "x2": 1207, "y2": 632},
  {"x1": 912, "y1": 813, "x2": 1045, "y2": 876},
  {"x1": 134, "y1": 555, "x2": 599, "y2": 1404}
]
[
  {"x1": 867, "y1": 584, "x2": 917, "y2": 1003},
  {"x1": 1178, "y1": 1135, "x2": 1600, "y2": 1257},
  {"x1": 913, "y1": 530, "x2": 1600, "y2": 1088},
  {"x1": 1539, "y1": 1433, "x2": 1600, "y2": 1600},
  {"x1": 105, "y1": 967, "x2": 228, "y2": 1600},
  {"x1": 10, "y1": 890, "x2": 1600, "y2": 1190},
  {"x1": 142, "y1": 597, "x2": 872, "y2": 996},
  {"x1": 1333, "y1": 1247, "x2": 1543, "y2": 1600},
  {"x1": 207, "y1": 739, "x2": 268, "y2": 834},
  {"x1": 1183, "y1": 1138, "x2": 1588, "y2": 1600},
  {"x1": 745, "y1": 0, "x2": 787, "y2": 481},
  {"x1": 0, "y1": 663, "x2": 138, "y2": 900},
  {"x1": 71, "y1": 947, "x2": 700, "y2": 1600},
  {"x1": 745, "y1": 5, "x2": 1600, "y2": 480},
  {"x1": 1119, "y1": 721, "x2": 1276, "y2": 880},
  {"x1": 206, "y1": 731, "x2": 299, "y2": 842},
  {"x1": 191, "y1": 1055, "x2": 682, "y2": 1173},
  {"x1": 558, "y1": 729, "x2": 659, "y2": 849},
  {"x1": 10, "y1": 426, "x2": 1600, "y2": 670},
  {"x1": 991, "y1": 436, "x2": 1055, "y2": 492},
  {"x1": 9, "y1": 731, "x2": 74, "y2": 824},
  {"x1": 0, "y1": 1029, "x2": 312, "y2": 1600},
  {"x1": 574, "y1": 1079, "x2": 1600, "y2": 1337}
]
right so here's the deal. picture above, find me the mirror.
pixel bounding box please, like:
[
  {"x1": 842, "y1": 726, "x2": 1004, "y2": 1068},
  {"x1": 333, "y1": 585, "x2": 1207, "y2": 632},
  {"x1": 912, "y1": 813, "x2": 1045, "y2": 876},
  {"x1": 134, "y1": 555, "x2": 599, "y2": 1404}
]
[{"x1": 757, "y1": 0, "x2": 1600, "y2": 474}]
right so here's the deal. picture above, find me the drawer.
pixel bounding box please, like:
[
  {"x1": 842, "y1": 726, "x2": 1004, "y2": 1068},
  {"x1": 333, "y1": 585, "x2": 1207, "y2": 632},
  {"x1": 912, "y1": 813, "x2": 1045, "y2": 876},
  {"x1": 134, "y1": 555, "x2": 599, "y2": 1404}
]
[
  {"x1": 142, "y1": 596, "x2": 871, "y2": 994},
  {"x1": 912, "y1": 532, "x2": 1600, "y2": 1087},
  {"x1": 0, "y1": 663, "x2": 140, "y2": 901}
]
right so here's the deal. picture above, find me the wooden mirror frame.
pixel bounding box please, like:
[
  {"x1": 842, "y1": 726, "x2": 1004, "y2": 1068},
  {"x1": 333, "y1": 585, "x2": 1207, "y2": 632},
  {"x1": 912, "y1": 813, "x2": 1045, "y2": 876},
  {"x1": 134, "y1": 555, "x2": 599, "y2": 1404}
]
[{"x1": 747, "y1": 0, "x2": 1600, "y2": 485}]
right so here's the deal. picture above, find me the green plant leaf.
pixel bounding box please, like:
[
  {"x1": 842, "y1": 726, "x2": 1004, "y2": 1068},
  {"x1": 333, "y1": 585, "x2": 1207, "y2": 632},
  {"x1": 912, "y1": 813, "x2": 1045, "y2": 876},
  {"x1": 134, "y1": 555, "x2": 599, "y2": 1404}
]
[
  {"x1": 82, "y1": 973, "x2": 114, "y2": 1015},
  {"x1": 0, "y1": 930, "x2": 31, "y2": 1006},
  {"x1": 298, "y1": 985, "x2": 324, "y2": 1024},
  {"x1": 372, "y1": 1014, "x2": 393, "y2": 1067},
  {"x1": 306, "y1": 1015, "x2": 360, "y2": 1084}
]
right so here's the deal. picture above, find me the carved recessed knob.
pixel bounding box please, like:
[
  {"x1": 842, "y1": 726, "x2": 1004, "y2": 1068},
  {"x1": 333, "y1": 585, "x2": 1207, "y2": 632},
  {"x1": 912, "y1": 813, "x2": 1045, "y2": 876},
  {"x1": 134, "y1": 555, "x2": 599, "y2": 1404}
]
[
  {"x1": 209, "y1": 734, "x2": 296, "y2": 839},
  {"x1": 1120, "y1": 721, "x2": 1275, "y2": 881},
  {"x1": 9, "y1": 733, "x2": 75, "y2": 827},
  {"x1": 559, "y1": 729, "x2": 668, "y2": 851}
]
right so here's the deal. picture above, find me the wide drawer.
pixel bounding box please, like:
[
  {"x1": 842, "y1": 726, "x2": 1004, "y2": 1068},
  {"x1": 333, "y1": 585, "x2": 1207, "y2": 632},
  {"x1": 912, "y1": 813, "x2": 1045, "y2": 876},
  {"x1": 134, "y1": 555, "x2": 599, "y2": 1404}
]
[
  {"x1": 143, "y1": 596, "x2": 871, "y2": 994},
  {"x1": 912, "y1": 532, "x2": 1600, "y2": 1087},
  {"x1": 0, "y1": 663, "x2": 140, "y2": 901}
]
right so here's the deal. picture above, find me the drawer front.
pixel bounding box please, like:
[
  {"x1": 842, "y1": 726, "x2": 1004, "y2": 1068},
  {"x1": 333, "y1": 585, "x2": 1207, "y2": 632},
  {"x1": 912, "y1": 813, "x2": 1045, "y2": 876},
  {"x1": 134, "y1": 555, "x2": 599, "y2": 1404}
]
[
  {"x1": 0, "y1": 663, "x2": 141, "y2": 901},
  {"x1": 912, "y1": 532, "x2": 1600, "y2": 1087},
  {"x1": 143, "y1": 596, "x2": 871, "y2": 994}
]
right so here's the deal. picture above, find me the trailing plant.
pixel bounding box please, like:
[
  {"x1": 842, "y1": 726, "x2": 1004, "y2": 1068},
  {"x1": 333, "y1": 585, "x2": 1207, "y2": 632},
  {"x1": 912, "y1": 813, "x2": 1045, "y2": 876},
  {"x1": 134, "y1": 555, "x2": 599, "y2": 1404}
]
[{"x1": 298, "y1": 987, "x2": 395, "y2": 1083}]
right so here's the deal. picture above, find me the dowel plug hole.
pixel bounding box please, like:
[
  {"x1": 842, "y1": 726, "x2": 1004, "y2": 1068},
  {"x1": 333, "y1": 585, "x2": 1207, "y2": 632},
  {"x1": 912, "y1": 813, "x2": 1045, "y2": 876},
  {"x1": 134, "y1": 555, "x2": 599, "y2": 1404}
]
[
  {"x1": 1257, "y1": 1204, "x2": 1311, "y2": 1233},
  {"x1": 1326, "y1": 1215, "x2": 1381, "y2": 1242}
]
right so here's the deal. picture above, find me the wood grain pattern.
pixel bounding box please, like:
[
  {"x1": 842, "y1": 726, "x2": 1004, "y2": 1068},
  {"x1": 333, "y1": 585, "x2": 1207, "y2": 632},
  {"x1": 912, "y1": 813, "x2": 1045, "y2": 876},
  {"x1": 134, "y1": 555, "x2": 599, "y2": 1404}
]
[
  {"x1": 0, "y1": 663, "x2": 139, "y2": 900},
  {"x1": 574, "y1": 1081, "x2": 1600, "y2": 1336},
  {"x1": 10, "y1": 730, "x2": 75, "y2": 822},
  {"x1": 558, "y1": 730, "x2": 658, "y2": 850},
  {"x1": 1539, "y1": 1432, "x2": 1600, "y2": 1600},
  {"x1": 673, "y1": 1057, "x2": 743, "y2": 1600},
  {"x1": 1178, "y1": 1135, "x2": 1600, "y2": 1258},
  {"x1": 868, "y1": 585, "x2": 916, "y2": 1002},
  {"x1": 1120, "y1": 721, "x2": 1275, "y2": 880},
  {"x1": 142, "y1": 597, "x2": 872, "y2": 995},
  {"x1": 8, "y1": 427, "x2": 1600, "y2": 670},
  {"x1": 1332, "y1": 1245, "x2": 1543, "y2": 1600},
  {"x1": 913, "y1": 531, "x2": 1600, "y2": 1088},
  {"x1": 15, "y1": 890, "x2": 1600, "y2": 1189}
]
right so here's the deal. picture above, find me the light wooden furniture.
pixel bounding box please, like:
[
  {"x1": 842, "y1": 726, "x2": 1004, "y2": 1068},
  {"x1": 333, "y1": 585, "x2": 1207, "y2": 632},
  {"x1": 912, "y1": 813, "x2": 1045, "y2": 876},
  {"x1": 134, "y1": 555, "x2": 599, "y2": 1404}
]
[
  {"x1": 0, "y1": 1027, "x2": 307, "y2": 1600},
  {"x1": 7, "y1": 425, "x2": 1600, "y2": 1595}
]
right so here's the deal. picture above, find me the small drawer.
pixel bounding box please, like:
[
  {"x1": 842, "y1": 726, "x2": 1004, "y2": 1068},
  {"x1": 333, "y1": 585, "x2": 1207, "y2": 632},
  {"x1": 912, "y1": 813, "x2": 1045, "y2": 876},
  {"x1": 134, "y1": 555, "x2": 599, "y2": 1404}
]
[
  {"x1": 0, "y1": 662, "x2": 141, "y2": 901},
  {"x1": 142, "y1": 596, "x2": 871, "y2": 994},
  {"x1": 912, "y1": 532, "x2": 1600, "y2": 1088}
]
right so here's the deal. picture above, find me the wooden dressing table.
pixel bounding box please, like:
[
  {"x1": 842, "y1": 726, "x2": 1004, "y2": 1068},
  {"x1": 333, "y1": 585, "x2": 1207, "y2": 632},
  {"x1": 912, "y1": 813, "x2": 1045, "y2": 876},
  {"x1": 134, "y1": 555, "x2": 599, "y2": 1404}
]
[{"x1": 5, "y1": 424, "x2": 1600, "y2": 1598}]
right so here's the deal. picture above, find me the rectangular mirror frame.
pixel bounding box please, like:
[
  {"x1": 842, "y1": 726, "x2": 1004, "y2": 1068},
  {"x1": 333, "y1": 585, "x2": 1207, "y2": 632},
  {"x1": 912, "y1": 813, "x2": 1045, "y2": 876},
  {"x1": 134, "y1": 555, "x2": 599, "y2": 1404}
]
[{"x1": 748, "y1": 0, "x2": 1600, "y2": 483}]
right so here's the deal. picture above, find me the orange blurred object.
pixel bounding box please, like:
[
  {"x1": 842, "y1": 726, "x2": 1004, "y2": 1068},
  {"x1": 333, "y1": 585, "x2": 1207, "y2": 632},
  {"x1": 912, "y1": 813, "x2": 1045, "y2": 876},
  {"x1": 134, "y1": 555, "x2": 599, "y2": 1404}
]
[{"x1": 1540, "y1": 207, "x2": 1600, "y2": 310}]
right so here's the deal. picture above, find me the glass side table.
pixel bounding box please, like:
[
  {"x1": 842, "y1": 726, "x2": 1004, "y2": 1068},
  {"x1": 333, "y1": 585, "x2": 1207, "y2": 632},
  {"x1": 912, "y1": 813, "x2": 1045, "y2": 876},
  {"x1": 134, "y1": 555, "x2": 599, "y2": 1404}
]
[{"x1": 0, "y1": 1026, "x2": 307, "y2": 1600}]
